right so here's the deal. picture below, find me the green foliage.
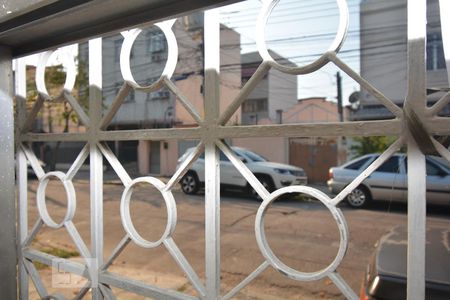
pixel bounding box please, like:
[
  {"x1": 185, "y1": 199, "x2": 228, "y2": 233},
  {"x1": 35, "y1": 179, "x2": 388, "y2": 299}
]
[
  {"x1": 45, "y1": 65, "x2": 66, "y2": 98},
  {"x1": 33, "y1": 246, "x2": 79, "y2": 270},
  {"x1": 350, "y1": 136, "x2": 396, "y2": 156}
]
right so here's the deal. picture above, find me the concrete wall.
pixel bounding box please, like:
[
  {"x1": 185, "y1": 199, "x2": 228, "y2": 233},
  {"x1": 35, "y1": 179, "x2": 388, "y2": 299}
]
[
  {"x1": 283, "y1": 98, "x2": 340, "y2": 124},
  {"x1": 233, "y1": 137, "x2": 288, "y2": 164}
]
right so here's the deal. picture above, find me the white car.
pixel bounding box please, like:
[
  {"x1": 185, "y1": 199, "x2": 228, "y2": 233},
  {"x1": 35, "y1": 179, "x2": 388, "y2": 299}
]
[{"x1": 177, "y1": 146, "x2": 307, "y2": 198}]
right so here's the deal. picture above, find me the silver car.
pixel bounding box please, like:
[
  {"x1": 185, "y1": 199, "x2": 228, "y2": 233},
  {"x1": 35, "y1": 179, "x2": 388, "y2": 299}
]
[{"x1": 327, "y1": 153, "x2": 450, "y2": 208}]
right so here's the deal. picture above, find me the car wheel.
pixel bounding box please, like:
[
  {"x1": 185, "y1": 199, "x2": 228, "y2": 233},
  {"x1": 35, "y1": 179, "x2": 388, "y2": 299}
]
[
  {"x1": 346, "y1": 186, "x2": 371, "y2": 208},
  {"x1": 249, "y1": 176, "x2": 274, "y2": 200},
  {"x1": 181, "y1": 172, "x2": 200, "y2": 195}
]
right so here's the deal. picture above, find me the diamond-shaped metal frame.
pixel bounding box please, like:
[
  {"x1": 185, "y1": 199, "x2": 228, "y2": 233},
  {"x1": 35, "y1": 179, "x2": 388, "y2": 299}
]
[{"x1": 14, "y1": 0, "x2": 450, "y2": 299}]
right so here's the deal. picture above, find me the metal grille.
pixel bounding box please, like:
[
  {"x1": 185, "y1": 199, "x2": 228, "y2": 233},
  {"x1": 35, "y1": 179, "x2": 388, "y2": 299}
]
[{"x1": 11, "y1": 0, "x2": 450, "y2": 299}]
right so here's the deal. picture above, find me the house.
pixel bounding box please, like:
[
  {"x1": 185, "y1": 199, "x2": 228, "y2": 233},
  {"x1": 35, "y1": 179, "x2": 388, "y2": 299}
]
[
  {"x1": 240, "y1": 51, "x2": 298, "y2": 125},
  {"x1": 352, "y1": 0, "x2": 448, "y2": 120},
  {"x1": 78, "y1": 12, "x2": 242, "y2": 176},
  {"x1": 234, "y1": 97, "x2": 348, "y2": 183}
]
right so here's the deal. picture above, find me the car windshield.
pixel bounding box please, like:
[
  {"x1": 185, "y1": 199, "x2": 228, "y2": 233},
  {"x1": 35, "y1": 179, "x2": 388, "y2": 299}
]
[{"x1": 238, "y1": 149, "x2": 266, "y2": 162}]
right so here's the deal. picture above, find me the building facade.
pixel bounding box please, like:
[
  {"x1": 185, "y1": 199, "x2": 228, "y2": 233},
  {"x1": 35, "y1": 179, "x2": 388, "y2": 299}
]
[
  {"x1": 352, "y1": 0, "x2": 448, "y2": 120},
  {"x1": 234, "y1": 97, "x2": 348, "y2": 183},
  {"x1": 80, "y1": 12, "x2": 242, "y2": 176},
  {"x1": 240, "y1": 51, "x2": 298, "y2": 125}
]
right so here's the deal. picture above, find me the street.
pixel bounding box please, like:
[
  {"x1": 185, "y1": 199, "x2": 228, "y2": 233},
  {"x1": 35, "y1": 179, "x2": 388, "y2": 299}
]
[{"x1": 27, "y1": 179, "x2": 450, "y2": 299}]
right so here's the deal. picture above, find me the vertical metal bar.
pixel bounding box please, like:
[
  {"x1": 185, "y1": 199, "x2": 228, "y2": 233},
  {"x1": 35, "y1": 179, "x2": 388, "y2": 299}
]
[
  {"x1": 0, "y1": 45, "x2": 17, "y2": 299},
  {"x1": 204, "y1": 9, "x2": 221, "y2": 299},
  {"x1": 89, "y1": 38, "x2": 104, "y2": 300},
  {"x1": 15, "y1": 57, "x2": 29, "y2": 300},
  {"x1": 406, "y1": 0, "x2": 427, "y2": 299}
]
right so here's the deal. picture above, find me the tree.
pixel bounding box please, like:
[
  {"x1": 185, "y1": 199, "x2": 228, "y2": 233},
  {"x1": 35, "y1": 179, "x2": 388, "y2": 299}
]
[
  {"x1": 350, "y1": 136, "x2": 396, "y2": 156},
  {"x1": 26, "y1": 57, "x2": 89, "y2": 170}
]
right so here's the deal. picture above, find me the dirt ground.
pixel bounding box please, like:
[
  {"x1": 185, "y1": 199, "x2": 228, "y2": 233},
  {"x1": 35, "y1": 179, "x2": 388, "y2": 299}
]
[{"x1": 24, "y1": 179, "x2": 450, "y2": 299}]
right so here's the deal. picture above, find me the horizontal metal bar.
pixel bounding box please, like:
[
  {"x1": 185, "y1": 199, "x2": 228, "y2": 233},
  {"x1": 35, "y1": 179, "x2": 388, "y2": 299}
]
[
  {"x1": 2, "y1": 0, "x2": 241, "y2": 57},
  {"x1": 98, "y1": 127, "x2": 203, "y2": 141},
  {"x1": 99, "y1": 272, "x2": 198, "y2": 300},
  {"x1": 425, "y1": 118, "x2": 450, "y2": 135},
  {"x1": 20, "y1": 119, "x2": 410, "y2": 143},
  {"x1": 21, "y1": 132, "x2": 89, "y2": 142},
  {"x1": 23, "y1": 248, "x2": 89, "y2": 278},
  {"x1": 216, "y1": 120, "x2": 403, "y2": 138}
]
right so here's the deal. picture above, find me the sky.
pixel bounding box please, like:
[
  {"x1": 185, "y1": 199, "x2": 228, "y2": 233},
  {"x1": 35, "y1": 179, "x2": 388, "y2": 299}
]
[
  {"x1": 218, "y1": 0, "x2": 362, "y2": 105},
  {"x1": 20, "y1": 0, "x2": 361, "y2": 106}
]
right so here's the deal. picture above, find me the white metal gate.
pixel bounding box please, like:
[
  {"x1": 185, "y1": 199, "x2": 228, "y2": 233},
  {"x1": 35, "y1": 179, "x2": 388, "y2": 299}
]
[{"x1": 4, "y1": 0, "x2": 450, "y2": 299}]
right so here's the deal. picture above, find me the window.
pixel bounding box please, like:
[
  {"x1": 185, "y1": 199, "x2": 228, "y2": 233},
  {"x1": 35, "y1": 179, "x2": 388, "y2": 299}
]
[
  {"x1": 147, "y1": 32, "x2": 166, "y2": 53},
  {"x1": 219, "y1": 152, "x2": 230, "y2": 162},
  {"x1": 149, "y1": 89, "x2": 170, "y2": 100},
  {"x1": 376, "y1": 156, "x2": 400, "y2": 173},
  {"x1": 345, "y1": 157, "x2": 371, "y2": 170},
  {"x1": 242, "y1": 98, "x2": 268, "y2": 113},
  {"x1": 404, "y1": 158, "x2": 448, "y2": 176},
  {"x1": 126, "y1": 90, "x2": 135, "y2": 102},
  {"x1": 427, "y1": 33, "x2": 446, "y2": 71},
  {"x1": 240, "y1": 149, "x2": 266, "y2": 162},
  {"x1": 426, "y1": 161, "x2": 443, "y2": 176}
]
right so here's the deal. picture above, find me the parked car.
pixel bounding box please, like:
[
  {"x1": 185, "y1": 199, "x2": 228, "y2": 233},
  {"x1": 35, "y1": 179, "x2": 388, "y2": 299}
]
[
  {"x1": 327, "y1": 153, "x2": 450, "y2": 208},
  {"x1": 360, "y1": 226, "x2": 450, "y2": 300},
  {"x1": 177, "y1": 146, "x2": 307, "y2": 198}
]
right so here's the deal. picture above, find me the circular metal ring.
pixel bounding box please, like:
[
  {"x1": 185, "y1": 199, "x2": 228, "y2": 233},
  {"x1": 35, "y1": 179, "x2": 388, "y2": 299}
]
[
  {"x1": 120, "y1": 19, "x2": 178, "y2": 92},
  {"x1": 36, "y1": 172, "x2": 76, "y2": 229},
  {"x1": 255, "y1": 186, "x2": 349, "y2": 281},
  {"x1": 120, "y1": 177, "x2": 177, "y2": 248},
  {"x1": 256, "y1": 0, "x2": 349, "y2": 74},
  {"x1": 36, "y1": 50, "x2": 77, "y2": 97}
]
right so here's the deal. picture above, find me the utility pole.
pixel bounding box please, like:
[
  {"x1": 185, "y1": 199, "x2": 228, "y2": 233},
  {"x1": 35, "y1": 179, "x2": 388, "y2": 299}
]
[
  {"x1": 336, "y1": 71, "x2": 343, "y2": 122},
  {"x1": 336, "y1": 71, "x2": 344, "y2": 165}
]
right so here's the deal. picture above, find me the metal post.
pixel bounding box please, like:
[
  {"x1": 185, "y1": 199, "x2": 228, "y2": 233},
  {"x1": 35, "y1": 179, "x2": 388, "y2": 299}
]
[
  {"x1": 89, "y1": 38, "x2": 104, "y2": 299},
  {"x1": 204, "y1": 9, "x2": 221, "y2": 299},
  {"x1": 406, "y1": 0, "x2": 427, "y2": 299},
  {"x1": 0, "y1": 45, "x2": 17, "y2": 299},
  {"x1": 15, "y1": 57, "x2": 29, "y2": 300}
]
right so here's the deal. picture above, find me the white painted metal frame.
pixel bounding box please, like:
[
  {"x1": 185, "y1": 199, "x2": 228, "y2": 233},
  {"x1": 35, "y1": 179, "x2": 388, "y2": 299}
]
[{"x1": 12, "y1": 0, "x2": 450, "y2": 299}]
